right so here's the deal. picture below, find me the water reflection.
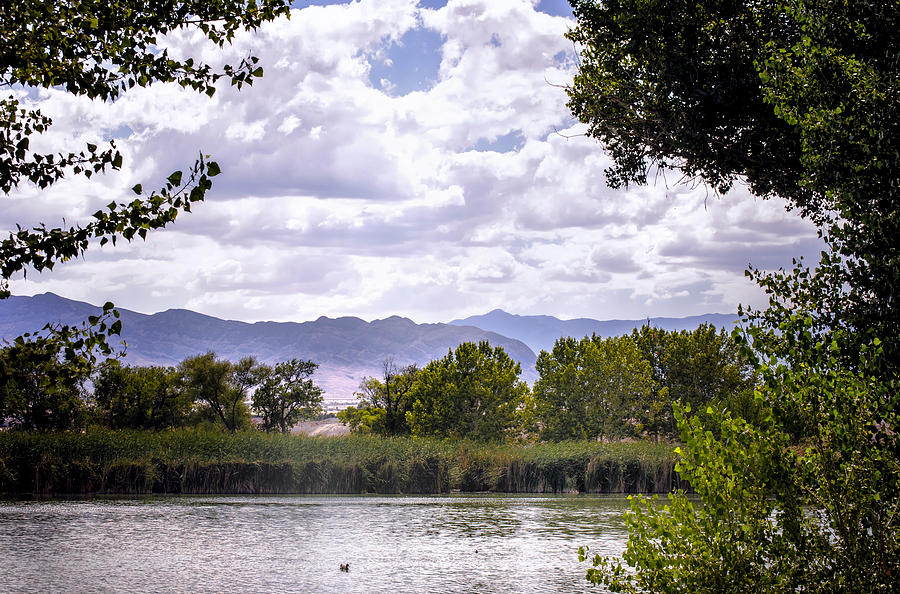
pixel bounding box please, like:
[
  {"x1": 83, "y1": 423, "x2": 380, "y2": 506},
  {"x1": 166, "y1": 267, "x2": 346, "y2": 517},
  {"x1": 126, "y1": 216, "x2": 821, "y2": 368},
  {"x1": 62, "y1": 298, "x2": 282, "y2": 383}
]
[{"x1": 0, "y1": 495, "x2": 630, "y2": 593}]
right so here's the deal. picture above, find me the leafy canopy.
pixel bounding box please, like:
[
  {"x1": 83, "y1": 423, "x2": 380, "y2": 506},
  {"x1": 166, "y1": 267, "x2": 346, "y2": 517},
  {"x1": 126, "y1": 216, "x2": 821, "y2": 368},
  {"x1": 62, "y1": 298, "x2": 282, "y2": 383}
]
[
  {"x1": 339, "y1": 359, "x2": 419, "y2": 436},
  {"x1": 253, "y1": 359, "x2": 324, "y2": 434},
  {"x1": 568, "y1": 0, "x2": 900, "y2": 589},
  {"x1": 532, "y1": 334, "x2": 654, "y2": 441},
  {"x1": 567, "y1": 0, "x2": 899, "y2": 371},
  {"x1": 407, "y1": 341, "x2": 527, "y2": 441}
]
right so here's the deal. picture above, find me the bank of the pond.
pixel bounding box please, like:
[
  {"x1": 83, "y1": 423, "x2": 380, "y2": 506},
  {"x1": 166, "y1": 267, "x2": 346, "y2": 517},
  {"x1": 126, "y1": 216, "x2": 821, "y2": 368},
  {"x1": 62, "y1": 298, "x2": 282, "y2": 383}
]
[{"x1": 0, "y1": 430, "x2": 687, "y2": 495}]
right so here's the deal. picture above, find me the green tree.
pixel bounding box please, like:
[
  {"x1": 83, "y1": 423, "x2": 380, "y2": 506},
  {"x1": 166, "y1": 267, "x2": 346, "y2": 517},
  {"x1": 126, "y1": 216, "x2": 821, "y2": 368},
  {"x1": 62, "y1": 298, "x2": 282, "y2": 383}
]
[
  {"x1": 1, "y1": 1, "x2": 290, "y2": 389},
  {"x1": 92, "y1": 360, "x2": 190, "y2": 430},
  {"x1": 0, "y1": 305, "x2": 120, "y2": 430},
  {"x1": 569, "y1": 0, "x2": 900, "y2": 588},
  {"x1": 252, "y1": 359, "x2": 323, "y2": 433},
  {"x1": 630, "y1": 324, "x2": 757, "y2": 437},
  {"x1": 582, "y1": 323, "x2": 899, "y2": 592},
  {"x1": 0, "y1": 336, "x2": 88, "y2": 431},
  {"x1": 336, "y1": 402, "x2": 385, "y2": 434},
  {"x1": 532, "y1": 334, "x2": 655, "y2": 441},
  {"x1": 178, "y1": 352, "x2": 259, "y2": 433},
  {"x1": 340, "y1": 358, "x2": 418, "y2": 435},
  {"x1": 406, "y1": 341, "x2": 527, "y2": 441},
  {"x1": 566, "y1": 0, "x2": 898, "y2": 374}
]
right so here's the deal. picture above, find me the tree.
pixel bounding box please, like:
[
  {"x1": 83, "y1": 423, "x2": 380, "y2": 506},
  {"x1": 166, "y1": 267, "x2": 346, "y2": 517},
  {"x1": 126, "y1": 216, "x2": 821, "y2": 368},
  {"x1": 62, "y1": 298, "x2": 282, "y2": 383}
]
[
  {"x1": 569, "y1": 0, "x2": 900, "y2": 588},
  {"x1": 582, "y1": 322, "x2": 899, "y2": 592},
  {"x1": 566, "y1": 0, "x2": 899, "y2": 373},
  {"x1": 0, "y1": 305, "x2": 121, "y2": 430},
  {"x1": 1, "y1": 1, "x2": 290, "y2": 384},
  {"x1": 178, "y1": 352, "x2": 259, "y2": 433},
  {"x1": 532, "y1": 334, "x2": 655, "y2": 441},
  {"x1": 406, "y1": 341, "x2": 528, "y2": 441},
  {"x1": 0, "y1": 335, "x2": 88, "y2": 431},
  {"x1": 630, "y1": 324, "x2": 757, "y2": 437},
  {"x1": 92, "y1": 360, "x2": 190, "y2": 430},
  {"x1": 339, "y1": 358, "x2": 418, "y2": 436},
  {"x1": 252, "y1": 359, "x2": 323, "y2": 433}
]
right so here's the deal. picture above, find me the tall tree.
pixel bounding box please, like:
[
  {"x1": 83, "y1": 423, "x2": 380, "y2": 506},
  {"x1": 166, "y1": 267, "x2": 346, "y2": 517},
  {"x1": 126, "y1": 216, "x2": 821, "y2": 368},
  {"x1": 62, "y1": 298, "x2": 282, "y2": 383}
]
[
  {"x1": 340, "y1": 358, "x2": 419, "y2": 436},
  {"x1": 252, "y1": 359, "x2": 323, "y2": 434},
  {"x1": 178, "y1": 352, "x2": 259, "y2": 433},
  {"x1": 569, "y1": 0, "x2": 900, "y2": 588},
  {"x1": 532, "y1": 334, "x2": 655, "y2": 441},
  {"x1": 93, "y1": 360, "x2": 190, "y2": 430},
  {"x1": 566, "y1": 0, "x2": 899, "y2": 373},
  {"x1": 0, "y1": 335, "x2": 88, "y2": 431},
  {"x1": 407, "y1": 342, "x2": 527, "y2": 441},
  {"x1": 630, "y1": 324, "x2": 757, "y2": 437}
]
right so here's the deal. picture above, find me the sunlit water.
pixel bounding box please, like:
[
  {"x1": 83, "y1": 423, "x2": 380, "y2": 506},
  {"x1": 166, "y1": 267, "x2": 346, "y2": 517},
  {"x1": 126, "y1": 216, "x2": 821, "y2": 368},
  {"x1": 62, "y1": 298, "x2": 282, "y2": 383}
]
[{"x1": 0, "y1": 494, "x2": 630, "y2": 592}]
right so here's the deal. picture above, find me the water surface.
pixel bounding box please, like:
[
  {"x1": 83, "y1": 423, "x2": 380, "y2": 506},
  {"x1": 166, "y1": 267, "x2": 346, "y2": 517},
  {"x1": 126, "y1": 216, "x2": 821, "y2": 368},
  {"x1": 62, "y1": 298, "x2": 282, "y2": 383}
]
[{"x1": 0, "y1": 494, "x2": 630, "y2": 592}]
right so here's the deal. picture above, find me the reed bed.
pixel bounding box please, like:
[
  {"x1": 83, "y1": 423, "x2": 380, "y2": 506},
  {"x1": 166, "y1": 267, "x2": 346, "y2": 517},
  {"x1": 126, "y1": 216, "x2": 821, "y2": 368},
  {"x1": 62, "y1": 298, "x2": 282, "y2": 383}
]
[{"x1": 0, "y1": 430, "x2": 686, "y2": 496}]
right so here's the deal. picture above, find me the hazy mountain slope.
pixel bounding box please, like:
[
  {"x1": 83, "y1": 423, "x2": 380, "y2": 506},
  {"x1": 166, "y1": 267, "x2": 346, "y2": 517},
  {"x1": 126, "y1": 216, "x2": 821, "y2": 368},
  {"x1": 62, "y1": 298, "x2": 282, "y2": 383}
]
[
  {"x1": 0, "y1": 294, "x2": 537, "y2": 398},
  {"x1": 450, "y1": 309, "x2": 740, "y2": 354}
]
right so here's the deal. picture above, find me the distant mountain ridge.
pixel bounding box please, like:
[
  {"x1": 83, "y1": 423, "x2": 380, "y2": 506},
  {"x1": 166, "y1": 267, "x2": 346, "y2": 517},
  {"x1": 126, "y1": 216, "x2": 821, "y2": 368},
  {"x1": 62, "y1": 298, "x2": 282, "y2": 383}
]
[
  {"x1": 450, "y1": 309, "x2": 740, "y2": 354},
  {"x1": 0, "y1": 293, "x2": 739, "y2": 398},
  {"x1": 0, "y1": 293, "x2": 537, "y2": 398}
]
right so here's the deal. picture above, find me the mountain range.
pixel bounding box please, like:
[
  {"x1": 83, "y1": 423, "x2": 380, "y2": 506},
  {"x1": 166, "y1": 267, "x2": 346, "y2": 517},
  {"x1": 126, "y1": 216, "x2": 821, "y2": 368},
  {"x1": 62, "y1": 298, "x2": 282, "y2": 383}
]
[
  {"x1": 450, "y1": 309, "x2": 740, "y2": 354},
  {"x1": 0, "y1": 293, "x2": 738, "y2": 398}
]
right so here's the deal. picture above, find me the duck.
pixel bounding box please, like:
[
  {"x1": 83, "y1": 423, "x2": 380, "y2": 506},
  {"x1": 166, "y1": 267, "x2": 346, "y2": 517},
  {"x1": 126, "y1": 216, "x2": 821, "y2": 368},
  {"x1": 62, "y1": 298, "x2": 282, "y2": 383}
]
[{"x1": 340, "y1": 563, "x2": 350, "y2": 572}]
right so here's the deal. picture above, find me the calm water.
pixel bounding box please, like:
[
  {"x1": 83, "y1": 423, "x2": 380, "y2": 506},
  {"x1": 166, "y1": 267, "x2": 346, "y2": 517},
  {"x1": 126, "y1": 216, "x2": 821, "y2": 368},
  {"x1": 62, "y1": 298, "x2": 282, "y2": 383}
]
[{"x1": 0, "y1": 494, "x2": 630, "y2": 592}]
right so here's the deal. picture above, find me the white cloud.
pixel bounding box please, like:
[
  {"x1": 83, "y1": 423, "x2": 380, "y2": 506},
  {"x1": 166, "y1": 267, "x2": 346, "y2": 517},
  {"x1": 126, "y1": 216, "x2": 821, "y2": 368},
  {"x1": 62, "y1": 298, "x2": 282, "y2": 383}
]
[{"x1": 4, "y1": 0, "x2": 823, "y2": 325}]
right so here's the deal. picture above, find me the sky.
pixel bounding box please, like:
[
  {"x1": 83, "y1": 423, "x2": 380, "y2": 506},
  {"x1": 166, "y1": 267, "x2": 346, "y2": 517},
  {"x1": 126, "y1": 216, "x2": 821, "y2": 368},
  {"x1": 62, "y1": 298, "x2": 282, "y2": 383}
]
[{"x1": 4, "y1": 0, "x2": 823, "y2": 324}]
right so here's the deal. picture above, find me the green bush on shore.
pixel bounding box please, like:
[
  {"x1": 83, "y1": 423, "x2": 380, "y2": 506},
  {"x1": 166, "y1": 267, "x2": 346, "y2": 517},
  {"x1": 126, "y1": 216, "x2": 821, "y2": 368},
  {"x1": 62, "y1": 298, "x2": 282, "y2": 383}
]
[{"x1": 0, "y1": 429, "x2": 683, "y2": 496}]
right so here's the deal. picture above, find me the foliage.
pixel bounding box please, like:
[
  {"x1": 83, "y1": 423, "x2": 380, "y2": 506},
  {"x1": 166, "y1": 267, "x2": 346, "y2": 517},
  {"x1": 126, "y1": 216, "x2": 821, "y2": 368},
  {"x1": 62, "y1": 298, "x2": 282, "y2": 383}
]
[
  {"x1": 339, "y1": 358, "x2": 418, "y2": 436},
  {"x1": 532, "y1": 334, "x2": 654, "y2": 440},
  {"x1": 583, "y1": 325, "x2": 899, "y2": 592},
  {"x1": 406, "y1": 341, "x2": 528, "y2": 441},
  {"x1": 252, "y1": 359, "x2": 323, "y2": 433},
  {"x1": 630, "y1": 324, "x2": 758, "y2": 436},
  {"x1": 1, "y1": 349, "x2": 326, "y2": 434},
  {"x1": 337, "y1": 401, "x2": 386, "y2": 435},
  {"x1": 531, "y1": 327, "x2": 753, "y2": 441},
  {"x1": 1, "y1": 0, "x2": 290, "y2": 293},
  {"x1": 569, "y1": 0, "x2": 900, "y2": 588},
  {"x1": 177, "y1": 352, "x2": 259, "y2": 433},
  {"x1": 0, "y1": 304, "x2": 123, "y2": 430},
  {"x1": 567, "y1": 0, "x2": 805, "y2": 199},
  {"x1": 0, "y1": 428, "x2": 682, "y2": 495},
  {"x1": 92, "y1": 359, "x2": 191, "y2": 430},
  {"x1": 566, "y1": 0, "x2": 899, "y2": 372},
  {"x1": 0, "y1": 336, "x2": 87, "y2": 431}
]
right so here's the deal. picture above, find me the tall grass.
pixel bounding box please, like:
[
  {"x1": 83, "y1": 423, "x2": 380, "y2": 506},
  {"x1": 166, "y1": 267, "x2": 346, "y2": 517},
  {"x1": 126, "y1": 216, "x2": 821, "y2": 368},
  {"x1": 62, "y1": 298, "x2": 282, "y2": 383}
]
[{"x1": 0, "y1": 430, "x2": 685, "y2": 495}]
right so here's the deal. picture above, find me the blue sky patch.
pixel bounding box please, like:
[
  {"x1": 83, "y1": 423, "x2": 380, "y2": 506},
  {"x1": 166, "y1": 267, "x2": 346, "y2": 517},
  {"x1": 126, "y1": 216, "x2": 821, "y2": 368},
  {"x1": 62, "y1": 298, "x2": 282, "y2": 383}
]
[
  {"x1": 473, "y1": 130, "x2": 525, "y2": 154},
  {"x1": 369, "y1": 27, "x2": 444, "y2": 96},
  {"x1": 537, "y1": 0, "x2": 574, "y2": 17},
  {"x1": 103, "y1": 125, "x2": 134, "y2": 141}
]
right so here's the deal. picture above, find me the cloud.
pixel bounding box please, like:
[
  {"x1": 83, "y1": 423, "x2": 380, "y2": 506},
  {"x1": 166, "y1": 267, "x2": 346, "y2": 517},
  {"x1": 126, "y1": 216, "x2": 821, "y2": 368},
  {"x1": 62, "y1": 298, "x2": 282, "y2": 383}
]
[{"x1": 4, "y1": 0, "x2": 824, "y2": 325}]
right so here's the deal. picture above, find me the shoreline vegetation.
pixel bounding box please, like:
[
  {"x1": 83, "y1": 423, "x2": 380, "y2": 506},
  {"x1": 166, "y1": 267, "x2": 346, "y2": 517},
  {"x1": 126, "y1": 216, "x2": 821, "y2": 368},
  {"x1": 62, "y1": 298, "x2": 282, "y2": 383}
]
[{"x1": 0, "y1": 430, "x2": 685, "y2": 496}]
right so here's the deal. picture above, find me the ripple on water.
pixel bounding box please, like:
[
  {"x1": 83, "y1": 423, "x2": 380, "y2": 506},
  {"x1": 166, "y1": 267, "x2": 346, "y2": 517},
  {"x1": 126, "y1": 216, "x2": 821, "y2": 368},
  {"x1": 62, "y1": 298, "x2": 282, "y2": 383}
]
[{"x1": 0, "y1": 494, "x2": 631, "y2": 593}]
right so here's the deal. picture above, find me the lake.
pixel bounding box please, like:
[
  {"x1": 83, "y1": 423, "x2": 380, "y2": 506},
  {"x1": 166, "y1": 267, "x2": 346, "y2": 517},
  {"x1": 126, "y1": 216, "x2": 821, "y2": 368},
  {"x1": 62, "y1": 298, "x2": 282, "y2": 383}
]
[{"x1": 0, "y1": 494, "x2": 630, "y2": 592}]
